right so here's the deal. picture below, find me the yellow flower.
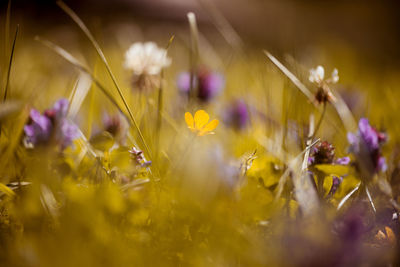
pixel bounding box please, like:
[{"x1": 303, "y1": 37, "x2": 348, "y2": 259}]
[{"x1": 185, "y1": 110, "x2": 219, "y2": 136}]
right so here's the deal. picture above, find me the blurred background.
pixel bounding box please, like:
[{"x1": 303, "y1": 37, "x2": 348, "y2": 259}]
[{"x1": 2, "y1": 0, "x2": 400, "y2": 67}]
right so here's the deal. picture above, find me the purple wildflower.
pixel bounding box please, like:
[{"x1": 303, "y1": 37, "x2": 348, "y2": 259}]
[
  {"x1": 224, "y1": 99, "x2": 249, "y2": 130},
  {"x1": 328, "y1": 176, "x2": 343, "y2": 196},
  {"x1": 129, "y1": 147, "x2": 151, "y2": 168},
  {"x1": 24, "y1": 109, "x2": 52, "y2": 146},
  {"x1": 177, "y1": 66, "x2": 224, "y2": 102},
  {"x1": 336, "y1": 156, "x2": 350, "y2": 165},
  {"x1": 309, "y1": 141, "x2": 350, "y2": 166},
  {"x1": 347, "y1": 118, "x2": 387, "y2": 175},
  {"x1": 24, "y1": 99, "x2": 79, "y2": 149}
]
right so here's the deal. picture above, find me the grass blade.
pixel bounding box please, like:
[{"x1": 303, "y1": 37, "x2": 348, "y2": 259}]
[
  {"x1": 35, "y1": 37, "x2": 130, "y2": 128},
  {"x1": 187, "y1": 12, "x2": 199, "y2": 100},
  {"x1": 264, "y1": 50, "x2": 315, "y2": 104},
  {"x1": 56, "y1": 0, "x2": 152, "y2": 160},
  {"x1": 156, "y1": 35, "x2": 174, "y2": 160},
  {"x1": 264, "y1": 50, "x2": 357, "y2": 132},
  {"x1": 198, "y1": 0, "x2": 243, "y2": 51},
  {"x1": 274, "y1": 138, "x2": 319, "y2": 202},
  {"x1": 337, "y1": 182, "x2": 361, "y2": 211},
  {"x1": 3, "y1": 24, "x2": 18, "y2": 102},
  {"x1": 68, "y1": 72, "x2": 92, "y2": 118},
  {"x1": 4, "y1": 0, "x2": 11, "y2": 61}
]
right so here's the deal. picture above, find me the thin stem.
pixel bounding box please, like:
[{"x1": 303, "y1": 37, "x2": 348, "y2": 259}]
[
  {"x1": 187, "y1": 12, "x2": 199, "y2": 102},
  {"x1": 156, "y1": 36, "x2": 174, "y2": 161},
  {"x1": 311, "y1": 102, "x2": 327, "y2": 140}
]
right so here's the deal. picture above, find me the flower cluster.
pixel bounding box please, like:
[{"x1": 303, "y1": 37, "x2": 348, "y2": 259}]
[
  {"x1": 129, "y1": 147, "x2": 151, "y2": 168},
  {"x1": 24, "y1": 99, "x2": 79, "y2": 149},
  {"x1": 177, "y1": 66, "x2": 224, "y2": 102},
  {"x1": 347, "y1": 118, "x2": 387, "y2": 176},
  {"x1": 309, "y1": 141, "x2": 349, "y2": 166}
]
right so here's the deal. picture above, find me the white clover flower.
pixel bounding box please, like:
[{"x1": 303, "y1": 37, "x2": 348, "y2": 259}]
[
  {"x1": 309, "y1": 65, "x2": 339, "y2": 85},
  {"x1": 124, "y1": 42, "x2": 171, "y2": 76},
  {"x1": 309, "y1": 65, "x2": 325, "y2": 84},
  {"x1": 331, "y1": 68, "x2": 339, "y2": 83}
]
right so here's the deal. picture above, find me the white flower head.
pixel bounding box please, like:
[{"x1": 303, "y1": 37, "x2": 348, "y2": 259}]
[
  {"x1": 124, "y1": 42, "x2": 171, "y2": 76},
  {"x1": 309, "y1": 65, "x2": 339, "y2": 85},
  {"x1": 309, "y1": 65, "x2": 325, "y2": 84}
]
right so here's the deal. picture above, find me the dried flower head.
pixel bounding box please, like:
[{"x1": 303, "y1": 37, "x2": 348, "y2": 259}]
[
  {"x1": 308, "y1": 141, "x2": 349, "y2": 166},
  {"x1": 374, "y1": 226, "x2": 396, "y2": 247},
  {"x1": 185, "y1": 110, "x2": 219, "y2": 136}
]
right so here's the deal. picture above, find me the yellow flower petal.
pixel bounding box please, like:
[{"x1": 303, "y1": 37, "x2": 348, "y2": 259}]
[
  {"x1": 185, "y1": 112, "x2": 195, "y2": 130},
  {"x1": 194, "y1": 110, "x2": 209, "y2": 130},
  {"x1": 200, "y1": 119, "x2": 219, "y2": 135}
]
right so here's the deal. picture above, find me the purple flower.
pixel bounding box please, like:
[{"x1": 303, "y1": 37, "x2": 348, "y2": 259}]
[
  {"x1": 347, "y1": 118, "x2": 387, "y2": 174},
  {"x1": 336, "y1": 157, "x2": 350, "y2": 165},
  {"x1": 328, "y1": 176, "x2": 343, "y2": 196},
  {"x1": 176, "y1": 72, "x2": 194, "y2": 93},
  {"x1": 24, "y1": 99, "x2": 79, "y2": 149},
  {"x1": 309, "y1": 141, "x2": 336, "y2": 165},
  {"x1": 224, "y1": 99, "x2": 249, "y2": 130},
  {"x1": 24, "y1": 109, "x2": 52, "y2": 146},
  {"x1": 177, "y1": 66, "x2": 224, "y2": 102}
]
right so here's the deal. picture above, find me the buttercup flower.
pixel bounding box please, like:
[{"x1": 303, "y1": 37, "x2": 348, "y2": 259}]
[
  {"x1": 177, "y1": 66, "x2": 224, "y2": 102},
  {"x1": 309, "y1": 65, "x2": 339, "y2": 104},
  {"x1": 124, "y1": 42, "x2": 171, "y2": 90},
  {"x1": 347, "y1": 118, "x2": 387, "y2": 175},
  {"x1": 24, "y1": 99, "x2": 79, "y2": 149},
  {"x1": 185, "y1": 110, "x2": 219, "y2": 136}
]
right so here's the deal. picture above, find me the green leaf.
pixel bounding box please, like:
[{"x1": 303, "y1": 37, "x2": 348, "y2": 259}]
[
  {"x1": 90, "y1": 131, "x2": 114, "y2": 152},
  {"x1": 109, "y1": 146, "x2": 132, "y2": 171}
]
